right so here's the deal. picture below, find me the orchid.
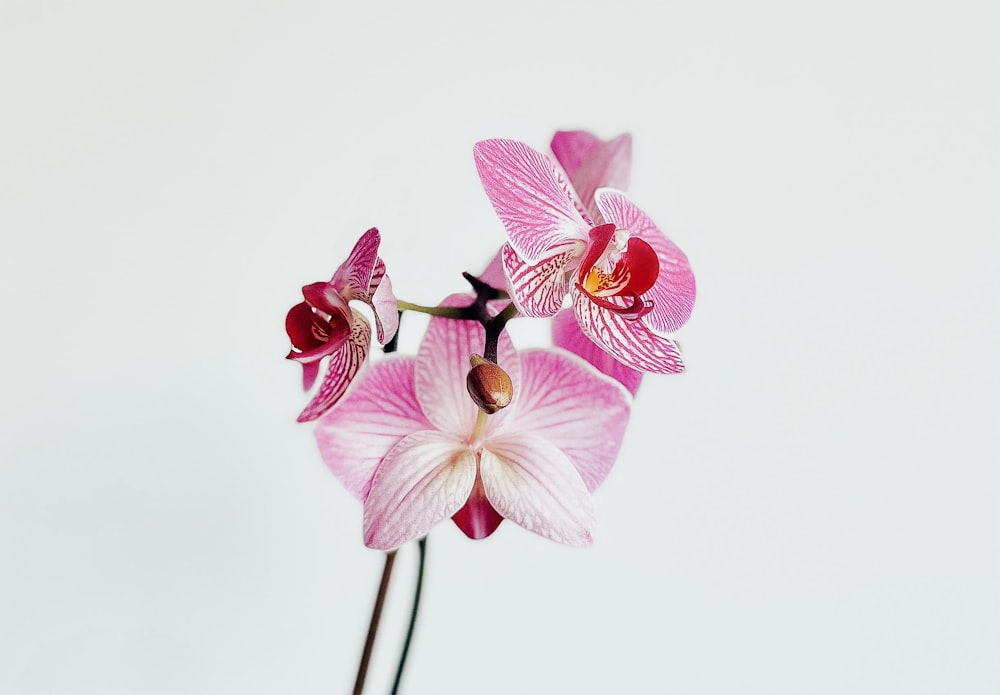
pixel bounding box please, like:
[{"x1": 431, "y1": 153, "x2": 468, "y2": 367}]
[
  {"x1": 285, "y1": 227, "x2": 398, "y2": 422},
  {"x1": 473, "y1": 138, "x2": 696, "y2": 375},
  {"x1": 283, "y1": 128, "x2": 698, "y2": 693},
  {"x1": 314, "y1": 295, "x2": 632, "y2": 550}
]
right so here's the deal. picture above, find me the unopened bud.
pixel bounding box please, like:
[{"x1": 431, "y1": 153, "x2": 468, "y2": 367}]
[{"x1": 466, "y1": 354, "x2": 513, "y2": 414}]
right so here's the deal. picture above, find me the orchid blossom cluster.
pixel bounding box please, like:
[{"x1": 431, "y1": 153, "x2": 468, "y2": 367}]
[{"x1": 285, "y1": 130, "x2": 696, "y2": 551}]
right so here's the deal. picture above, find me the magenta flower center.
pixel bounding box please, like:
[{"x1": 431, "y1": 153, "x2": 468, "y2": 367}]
[{"x1": 575, "y1": 223, "x2": 658, "y2": 319}]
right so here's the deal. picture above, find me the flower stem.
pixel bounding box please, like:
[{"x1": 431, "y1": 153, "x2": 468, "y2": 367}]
[
  {"x1": 391, "y1": 536, "x2": 427, "y2": 694},
  {"x1": 396, "y1": 300, "x2": 476, "y2": 319},
  {"x1": 353, "y1": 550, "x2": 398, "y2": 695}
]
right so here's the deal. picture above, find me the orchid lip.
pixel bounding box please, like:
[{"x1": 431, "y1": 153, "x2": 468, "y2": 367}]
[{"x1": 575, "y1": 283, "x2": 654, "y2": 320}]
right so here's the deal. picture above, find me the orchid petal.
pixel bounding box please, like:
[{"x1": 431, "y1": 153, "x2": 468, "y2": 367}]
[
  {"x1": 552, "y1": 309, "x2": 642, "y2": 395},
  {"x1": 363, "y1": 431, "x2": 477, "y2": 550},
  {"x1": 300, "y1": 360, "x2": 321, "y2": 391},
  {"x1": 501, "y1": 242, "x2": 578, "y2": 318},
  {"x1": 474, "y1": 139, "x2": 592, "y2": 263},
  {"x1": 573, "y1": 292, "x2": 685, "y2": 374},
  {"x1": 364, "y1": 263, "x2": 399, "y2": 345},
  {"x1": 451, "y1": 470, "x2": 504, "y2": 539},
  {"x1": 313, "y1": 355, "x2": 431, "y2": 501},
  {"x1": 480, "y1": 433, "x2": 596, "y2": 546},
  {"x1": 476, "y1": 247, "x2": 509, "y2": 292},
  {"x1": 284, "y1": 300, "x2": 351, "y2": 363},
  {"x1": 550, "y1": 130, "x2": 604, "y2": 180},
  {"x1": 502, "y1": 348, "x2": 631, "y2": 491},
  {"x1": 595, "y1": 189, "x2": 696, "y2": 334},
  {"x1": 296, "y1": 310, "x2": 371, "y2": 422},
  {"x1": 330, "y1": 227, "x2": 381, "y2": 298},
  {"x1": 415, "y1": 294, "x2": 521, "y2": 438},
  {"x1": 563, "y1": 134, "x2": 633, "y2": 222}
]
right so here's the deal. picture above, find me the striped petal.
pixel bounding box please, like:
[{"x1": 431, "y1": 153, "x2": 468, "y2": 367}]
[
  {"x1": 595, "y1": 189, "x2": 696, "y2": 334},
  {"x1": 330, "y1": 227, "x2": 381, "y2": 297},
  {"x1": 573, "y1": 292, "x2": 685, "y2": 374},
  {"x1": 480, "y1": 433, "x2": 596, "y2": 546},
  {"x1": 501, "y1": 242, "x2": 579, "y2": 318},
  {"x1": 502, "y1": 348, "x2": 632, "y2": 491},
  {"x1": 558, "y1": 133, "x2": 632, "y2": 222},
  {"x1": 415, "y1": 294, "x2": 521, "y2": 438},
  {"x1": 313, "y1": 355, "x2": 431, "y2": 501},
  {"x1": 364, "y1": 262, "x2": 398, "y2": 345},
  {"x1": 363, "y1": 431, "x2": 477, "y2": 550},
  {"x1": 474, "y1": 139, "x2": 591, "y2": 264},
  {"x1": 552, "y1": 309, "x2": 643, "y2": 396},
  {"x1": 296, "y1": 309, "x2": 371, "y2": 422}
]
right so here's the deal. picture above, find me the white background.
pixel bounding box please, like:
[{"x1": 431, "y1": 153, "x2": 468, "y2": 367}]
[{"x1": 2, "y1": 1, "x2": 997, "y2": 693}]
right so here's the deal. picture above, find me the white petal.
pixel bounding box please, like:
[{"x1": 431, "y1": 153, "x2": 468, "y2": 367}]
[
  {"x1": 480, "y1": 433, "x2": 596, "y2": 546},
  {"x1": 363, "y1": 431, "x2": 477, "y2": 550}
]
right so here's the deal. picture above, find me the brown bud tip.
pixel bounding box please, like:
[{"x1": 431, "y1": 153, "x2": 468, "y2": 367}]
[{"x1": 466, "y1": 356, "x2": 513, "y2": 414}]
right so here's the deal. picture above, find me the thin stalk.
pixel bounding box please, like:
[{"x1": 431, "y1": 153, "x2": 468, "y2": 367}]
[
  {"x1": 353, "y1": 550, "x2": 398, "y2": 695},
  {"x1": 391, "y1": 536, "x2": 427, "y2": 694}
]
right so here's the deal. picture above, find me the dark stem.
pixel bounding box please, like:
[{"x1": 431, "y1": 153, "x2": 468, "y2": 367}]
[
  {"x1": 483, "y1": 302, "x2": 520, "y2": 364},
  {"x1": 391, "y1": 536, "x2": 427, "y2": 694},
  {"x1": 353, "y1": 550, "x2": 398, "y2": 695}
]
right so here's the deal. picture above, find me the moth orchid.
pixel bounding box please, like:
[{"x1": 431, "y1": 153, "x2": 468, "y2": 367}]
[
  {"x1": 473, "y1": 139, "x2": 696, "y2": 374},
  {"x1": 285, "y1": 227, "x2": 398, "y2": 422},
  {"x1": 313, "y1": 296, "x2": 632, "y2": 550}
]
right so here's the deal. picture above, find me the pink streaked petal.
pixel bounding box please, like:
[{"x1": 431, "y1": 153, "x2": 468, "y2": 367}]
[
  {"x1": 313, "y1": 355, "x2": 431, "y2": 501},
  {"x1": 363, "y1": 431, "x2": 477, "y2": 550},
  {"x1": 552, "y1": 309, "x2": 642, "y2": 396},
  {"x1": 451, "y1": 469, "x2": 504, "y2": 539},
  {"x1": 330, "y1": 227, "x2": 380, "y2": 298},
  {"x1": 567, "y1": 134, "x2": 633, "y2": 222},
  {"x1": 502, "y1": 347, "x2": 631, "y2": 491},
  {"x1": 595, "y1": 189, "x2": 696, "y2": 333},
  {"x1": 501, "y1": 243, "x2": 578, "y2": 318},
  {"x1": 296, "y1": 310, "x2": 371, "y2": 422},
  {"x1": 474, "y1": 139, "x2": 591, "y2": 263},
  {"x1": 365, "y1": 267, "x2": 399, "y2": 345},
  {"x1": 574, "y1": 293, "x2": 686, "y2": 374},
  {"x1": 550, "y1": 130, "x2": 604, "y2": 180},
  {"x1": 415, "y1": 294, "x2": 521, "y2": 439},
  {"x1": 479, "y1": 433, "x2": 596, "y2": 546}
]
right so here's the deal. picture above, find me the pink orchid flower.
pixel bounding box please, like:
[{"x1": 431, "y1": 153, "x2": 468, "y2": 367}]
[
  {"x1": 313, "y1": 296, "x2": 632, "y2": 550},
  {"x1": 473, "y1": 138, "x2": 696, "y2": 375},
  {"x1": 285, "y1": 227, "x2": 398, "y2": 422}
]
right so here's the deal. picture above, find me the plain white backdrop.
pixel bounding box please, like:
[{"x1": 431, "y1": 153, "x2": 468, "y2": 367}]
[{"x1": 2, "y1": 1, "x2": 997, "y2": 693}]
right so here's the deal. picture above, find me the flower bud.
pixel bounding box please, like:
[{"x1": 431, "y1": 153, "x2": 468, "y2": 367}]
[{"x1": 466, "y1": 354, "x2": 513, "y2": 414}]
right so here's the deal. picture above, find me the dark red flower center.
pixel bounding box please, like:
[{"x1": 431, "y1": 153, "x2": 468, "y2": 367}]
[{"x1": 575, "y1": 224, "x2": 658, "y2": 320}]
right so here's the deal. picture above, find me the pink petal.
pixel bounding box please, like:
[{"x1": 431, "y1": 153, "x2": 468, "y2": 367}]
[
  {"x1": 363, "y1": 431, "x2": 477, "y2": 550},
  {"x1": 501, "y1": 347, "x2": 632, "y2": 491},
  {"x1": 451, "y1": 469, "x2": 504, "y2": 539},
  {"x1": 561, "y1": 133, "x2": 632, "y2": 222},
  {"x1": 365, "y1": 263, "x2": 399, "y2": 345},
  {"x1": 415, "y1": 294, "x2": 521, "y2": 439},
  {"x1": 573, "y1": 292, "x2": 686, "y2": 374},
  {"x1": 550, "y1": 130, "x2": 604, "y2": 180},
  {"x1": 300, "y1": 360, "x2": 321, "y2": 391},
  {"x1": 313, "y1": 355, "x2": 431, "y2": 501},
  {"x1": 296, "y1": 310, "x2": 371, "y2": 422},
  {"x1": 501, "y1": 242, "x2": 578, "y2": 318},
  {"x1": 595, "y1": 189, "x2": 696, "y2": 334},
  {"x1": 479, "y1": 433, "x2": 596, "y2": 546},
  {"x1": 476, "y1": 247, "x2": 509, "y2": 292},
  {"x1": 330, "y1": 227, "x2": 381, "y2": 298},
  {"x1": 473, "y1": 139, "x2": 591, "y2": 264},
  {"x1": 552, "y1": 309, "x2": 643, "y2": 396}
]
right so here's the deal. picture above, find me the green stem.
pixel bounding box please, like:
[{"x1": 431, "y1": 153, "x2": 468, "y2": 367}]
[{"x1": 396, "y1": 300, "x2": 476, "y2": 319}]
